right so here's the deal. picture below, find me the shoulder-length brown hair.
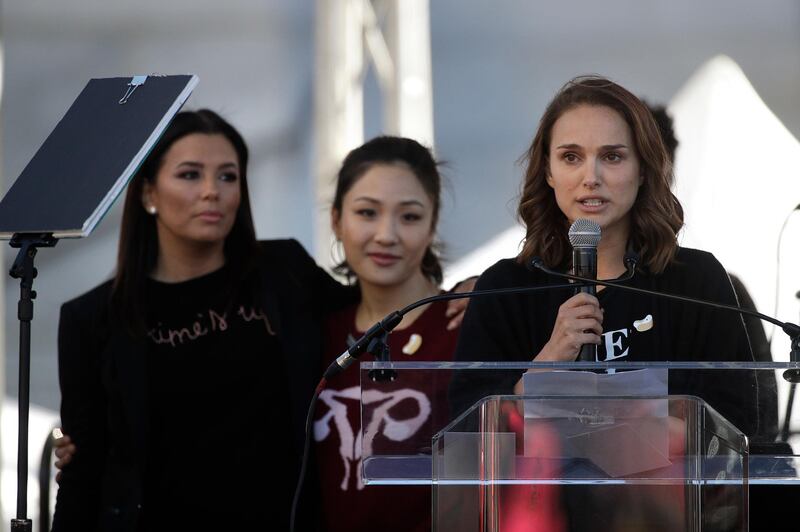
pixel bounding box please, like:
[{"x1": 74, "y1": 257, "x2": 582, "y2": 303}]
[{"x1": 517, "y1": 75, "x2": 683, "y2": 274}]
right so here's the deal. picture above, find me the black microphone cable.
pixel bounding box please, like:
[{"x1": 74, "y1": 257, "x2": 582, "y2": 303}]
[{"x1": 290, "y1": 378, "x2": 326, "y2": 532}]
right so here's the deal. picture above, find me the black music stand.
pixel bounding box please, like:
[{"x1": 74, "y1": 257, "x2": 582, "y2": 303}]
[{"x1": 0, "y1": 74, "x2": 198, "y2": 531}]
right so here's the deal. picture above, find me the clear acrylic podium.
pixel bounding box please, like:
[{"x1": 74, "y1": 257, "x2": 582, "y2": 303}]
[{"x1": 358, "y1": 361, "x2": 800, "y2": 531}]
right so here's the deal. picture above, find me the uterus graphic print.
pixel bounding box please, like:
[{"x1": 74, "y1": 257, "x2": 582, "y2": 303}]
[{"x1": 314, "y1": 386, "x2": 431, "y2": 490}]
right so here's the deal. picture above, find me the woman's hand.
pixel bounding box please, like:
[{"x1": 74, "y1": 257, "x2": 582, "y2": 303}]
[
  {"x1": 445, "y1": 276, "x2": 478, "y2": 330},
  {"x1": 513, "y1": 293, "x2": 603, "y2": 394},
  {"x1": 53, "y1": 429, "x2": 77, "y2": 483},
  {"x1": 536, "y1": 292, "x2": 603, "y2": 362}
]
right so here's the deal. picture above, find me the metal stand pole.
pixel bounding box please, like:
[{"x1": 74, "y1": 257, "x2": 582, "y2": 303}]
[{"x1": 8, "y1": 233, "x2": 57, "y2": 532}]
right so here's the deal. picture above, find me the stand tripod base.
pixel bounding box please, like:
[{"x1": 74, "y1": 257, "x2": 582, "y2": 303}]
[
  {"x1": 783, "y1": 369, "x2": 800, "y2": 383},
  {"x1": 11, "y1": 518, "x2": 32, "y2": 532}
]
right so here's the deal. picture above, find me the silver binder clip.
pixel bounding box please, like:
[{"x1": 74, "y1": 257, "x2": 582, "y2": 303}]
[{"x1": 119, "y1": 75, "x2": 148, "y2": 104}]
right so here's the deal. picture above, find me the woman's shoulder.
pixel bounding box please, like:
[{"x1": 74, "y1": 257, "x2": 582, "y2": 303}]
[
  {"x1": 59, "y1": 280, "x2": 116, "y2": 336},
  {"x1": 656, "y1": 246, "x2": 732, "y2": 296},
  {"x1": 257, "y1": 238, "x2": 312, "y2": 260},
  {"x1": 673, "y1": 246, "x2": 721, "y2": 266},
  {"x1": 476, "y1": 257, "x2": 541, "y2": 289},
  {"x1": 665, "y1": 247, "x2": 726, "y2": 278},
  {"x1": 256, "y1": 239, "x2": 319, "y2": 273},
  {"x1": 62, "y1": 279, "x2": 114, "y2": 314}
]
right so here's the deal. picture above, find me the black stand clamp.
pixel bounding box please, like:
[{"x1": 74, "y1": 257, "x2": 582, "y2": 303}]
[{"x1": 366, "y1": 332, "x2": 397, "y2": 382}]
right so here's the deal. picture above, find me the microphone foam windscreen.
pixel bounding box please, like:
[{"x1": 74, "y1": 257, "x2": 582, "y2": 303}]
[{"x1": 568, "y1": 218, "x2": 601, "y2": 247}]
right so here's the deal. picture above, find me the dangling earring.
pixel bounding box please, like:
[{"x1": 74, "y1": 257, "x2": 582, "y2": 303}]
[{"x1": 147, "y1": 205, "x2": 157, "y2": 215}]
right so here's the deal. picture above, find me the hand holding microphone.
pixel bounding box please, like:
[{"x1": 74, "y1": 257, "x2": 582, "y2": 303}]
[
  {"x1": 536, "y1": 292, "x2": 603, "y2": 362},
  {"x1": 532, "y1": 219, "x2": 646, "y2": 362},
  {"x1": 532, "y1": 219, "x2": 605, "y2": 362}
]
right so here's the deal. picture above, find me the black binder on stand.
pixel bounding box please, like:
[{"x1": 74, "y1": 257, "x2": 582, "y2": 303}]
[
  {"x1": 0, "y1": 74, "x2": 197, "y2": 237},
  {"x1": 0, "y1": 74, "x2": 198, "y2": 531}
]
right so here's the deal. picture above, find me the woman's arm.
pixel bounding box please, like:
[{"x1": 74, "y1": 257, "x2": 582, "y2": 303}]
[
  {"x1": 52, "y1": 299, "x2": 107, "y2": 530},
  {"x1": 673, "y1": 251, "x2": 761, "y2": 435},
  {"x1": 275, "y1": 239, "x2": 358, "y2": 313}
]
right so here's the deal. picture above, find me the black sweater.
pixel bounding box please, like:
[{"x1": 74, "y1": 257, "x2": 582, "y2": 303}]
[
  {"x1": 452, "y1": 247, "x2": 761, "y2": 435},
  {"x1": 53, "y1": 239, "x2": 355, "y2": 532}
]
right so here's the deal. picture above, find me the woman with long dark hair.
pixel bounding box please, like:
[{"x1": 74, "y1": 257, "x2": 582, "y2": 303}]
[
  {"x1": 52, "y1": 109, "x2": 353, "y2": 531},
  {"x1": 450, "y1": 76, "x2": 759, "y2": 529},
  {"x1": 313, "y1": 136, "x2": 459, "y2": 531}
]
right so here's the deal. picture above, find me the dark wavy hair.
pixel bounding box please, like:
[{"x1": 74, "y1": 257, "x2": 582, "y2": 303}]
[
  {"x1": 517, "y1": 75, "x2": 684, "y2": 274},
  {"x1": 331, "y1": 136, "x2": 444, "y2": 284},
  {"x1": 111, "y1": 109, "x2": 260, "y2": 335}
]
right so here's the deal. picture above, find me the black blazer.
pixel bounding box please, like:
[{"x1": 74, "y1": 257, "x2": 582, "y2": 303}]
[{"x1": 52, "y1": 239, "x2": 355, "y2": 531}]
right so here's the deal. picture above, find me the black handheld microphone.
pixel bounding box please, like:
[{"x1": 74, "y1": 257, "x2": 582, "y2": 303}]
[{"x1": 568, "y1": 219, "x2": 601, "y2": 361}]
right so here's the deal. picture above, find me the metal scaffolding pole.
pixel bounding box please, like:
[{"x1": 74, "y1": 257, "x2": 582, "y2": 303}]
[
  {"x1": 313, "y1": 0, "x2": 365, "y2": 266},
  {"x1": 313, "y1": 0, "x2": 433, "y2": 267},
  {"x1": 382, "y1": 0, "x2": 434, "y2": 148}
]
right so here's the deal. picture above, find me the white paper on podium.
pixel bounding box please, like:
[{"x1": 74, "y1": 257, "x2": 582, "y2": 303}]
[
  {"x1": 521, "y1": 369, "x2": 672, "y2": 477},
  {"x1": 522, "y1": 368, "x2": 668, "y2": 417}
]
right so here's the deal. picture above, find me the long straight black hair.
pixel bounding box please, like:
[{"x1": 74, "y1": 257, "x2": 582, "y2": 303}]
[{"x1": 111, "y1": 109, "x2": 260, "y2": 335}]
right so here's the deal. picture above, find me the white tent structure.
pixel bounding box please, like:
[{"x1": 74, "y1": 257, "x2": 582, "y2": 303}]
[
  {"x1": 671, "y1": 55, "x2": 800, "y2": 362},
  {"x1": 444, "y1": 55, "x2": 800, "y2": 367}
]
